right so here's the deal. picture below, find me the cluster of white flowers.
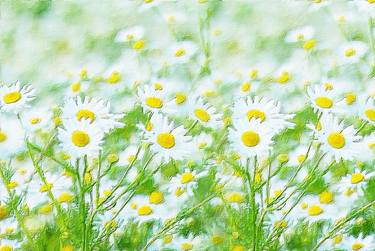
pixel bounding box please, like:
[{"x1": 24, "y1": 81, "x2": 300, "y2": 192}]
[{"x1": 0, "y1": 0, "x2": 374, "y2": 251}]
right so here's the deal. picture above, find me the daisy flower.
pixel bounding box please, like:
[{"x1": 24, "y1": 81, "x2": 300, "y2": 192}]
[
  {"x1": 228, "y1": 118, "x2": 273, "y2": 159},
  {"x1": 61, "y1": 96, "x2": 123, "y2": 133},
  {"x1": 169, "y1": 168, "x2": 208, "y2": 195},
  {"x1": 166, "y1": 91, "x2": 191, "y2": 116},
  {"x1": 338, "y1": 41, "x2": 368, "y2": 64},
  {"x1": 114, "y1": 26, "x2": 144, "y2": 43},
  {"x1": 169, "y1": 41, "x2": 198, "y2": 64},
  {"x1": 143, "y1": 113, "x2": 192, "y2": 162},
  {"x1": 292, "y1": 195, "x2": 333, "y2": 224},
  {"x1": 118, "y1": 145, "x2": 143, "y2": 166},
  {"x1": 172, "y1": 234, "x2": 201, "y2": 251},
  {"x1": 188, "y1": 97, "x2": 222, "y2": 129},
  {"x1": 358, "y1": 133, "x2": 375, "y2": 162},
  {"x1": 0, "y1": 81, "x2": 35, "y2": 113},
  {"x1": 358, "y1": 97, "x2": 375, "y2": 125},
  {"x1": 124, "y1": 192, "x2": 169, "y2": 224},
  {"x1": 337, "y1": 168, "x2": 374, "y2": 196},
  {"x1": 0, "y1": 117, "x2": 25, "y2": 159},
  {"x1": 232, "y1": 96, "x2": 294, "y2": 133},
  {"x1": 20, "y1": 107, "x2": 52, "y2": 132},
  {"x1": 307, "y1": 85, "x2": 340, "y2": 114},
  {"x1": 285, "y1": 26, "x2": 315, "y2": 43},
  {"x1": 315, "y1": 114, "x2": 361, "y2": 162},
  {"x1": 194, "y1": 132, "x2": 213, "y2": 150},
  {"x1": 137, "y1": 85, "x2": 167, "y2": 113},
  {"x1": 341, "y1": 234, "x2": 374, "y2": 251},
  {"x1": 57, "y1": 119, "x2": 104, "y2": 159}
]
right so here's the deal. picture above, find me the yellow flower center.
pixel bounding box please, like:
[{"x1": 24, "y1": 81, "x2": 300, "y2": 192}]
[
  {"x1": 175, "y1": 48, "x2": 186, "y2": 57},
  {"x1": 149, "y1": 191, "x2": 164, "y2": 204},
  {"x1": 350, "y1": 173, "x2": 364, "y2": 184},
  {"x1": 300, "y1": 202, "x2": 308, "y2": 209},
  {"x1": 71, "y1": 130, "x2": 90, "y2": 147},
  {"x1": 57, "y1": 192, "x2": 74, "y2": 203},
  {"x1": 327, "y1": 132, "x2": 345, "y2": 149},
  {"x1": 0, "y1": 206, "x2": 7, "y2": 219},
  {"x1": 133, "y1": 40, "x2": 145, "y2": 50},
  {"x1": 107, "y1": 153, "x2": 119, "y2": 163},
  {"x1": 18, "y1": 168, "x2": 27, "y2": 175},
  {"x1": 180, "y1": 172, "x2": 194, "y2": 184},
  {"x1": 303, "y1": 39, "x2": 316, "y2": 50},
  {"x1": 368, "y1": 0, "x2": 375, "y2": 3},
  {"x1": 156, "y1": 132, "x2": 175, "y2": 149},
  {"x1": 175, "y1": 188, "x2": 185, "y2": 197},
  {"x1": 0, "y1": 131, "x2": 7, "y2": 143},
  {"x1": 345, "y1": 48, "x2": 356, "y2": 57},
  {"x1": 180, "y1": 243, "x2": 193, "y2": 251},
  {"x1": 241, "y1": 130, "x2": 260, "y2": 147},
  {"x1": 39, "y1": 203, "x2": 53, "y2": 215},
  {"x1": 273, "y1": 189, "x2": 282, "y2": 198},
  {"x1": 107, "y1": 71, "x2": 121, "y2": 84},
  {"x1": 337, "y1": 15, "x2": 345, "y2": 23},
  {"x1": 130, "y1": 202, "x2": 137, "y2": 209},
  {"x1": 145, "y1": 97, "x2": 163, "y2": 108},
  {"x1": 70, "y1": 82, "x2": 81, "y2": 92},
  {"x1": 332, "y1": 234, "x2": 343, "y2": 245},
  {"x1": 277, "y1": 71, "x2": 290, "y2": 84},
  {"x1": 153, "y1": 82, "x2": 163, "y2": 90},
  {"x1": 345, "y1": 93, "x2": 356, "y2": 105},
  {"x1": 226, "y1": 192, "x2": 244, "y2": 203},
  {"x1": 315, "y1": 96, "x2": 333, "y2": 108},
  {"x1": 277, "y1": 154, "x2": 289, "y2": 163},
  {"x1": 352, "y1": 242, "x2": 364, "y2": 250},
  {"x1": 232, "y1": 245, "x2": 245, "y2": 251},
  {"x1": 76, "y1": 109, "x2": 95, "y2": 123},
  {"x1": 5, "y1": 227, "x2": 14, "y2": 234},
  {"x1": 0, "y1": 245, "x2": 12, "y2": 251},
  {"x1": 137, "y1": 205, "x2": 152, "y2": 216},
  {"x1": 144, "y1": 0, "x2": 153, "y2": 3},
  {"x1": 212, "y1": 27, "x2": 221, "y2": 36},
  {"x1": 344, "y1": 188, "x2": 355, "y2": 197},
  {"x1": 145, "y1": 121, "x2": 152, "y2": 131},
  {"x1": 175, "y1": 92, "x2": 186, "y2": 105},
  {"x1": 163, "y1": 235, "x2": 173, "y2": 244},
  {"x1": 249, "y1": 69, "x2": 257, "y2": 79},
  {"x1": 3, "y1": 91, "x2": 21, "y2": 104},
  {"x1": 194, "y1": 108, "x2": 210, "y2": 122},
  {"x1": 246, "y1": 109, "x2": 266, "y2": 122},
  {"x1": 364, "y1": 108, "x2": 375, "y2": 121},
  {"x1": 29, "y1": 117, "x2": 41, "y2": 124},
  {"x1": 296, "y1": 33, "x2": 304, "y2": 40},
  {"x1": 273, "y1": 219, "x2": 287, "y2": 228},
  {"x1": 127, "y1": 154, "x2": 135, "y2": 163},
  {"x1": 39, "y1": 184, "x2": 53, "y2": 194},
  {"x1": 241, "y1": 82, "x2": 251, "y2": 92},
  {"x1": 7, "y1": 181, "x2": 18, "y2": 189},
  {"x1": 198, "y1": 142, "x2": 207, "y2": 149},
  {"x1": 202, "y1": 89, "x2": 216, "y2": 97},
  {"x1": 307, "y1": 205, "x2": 323, "y2": 216},
  {"x1": 323, "y1": 82, "x2": 333, "y2": 91},
  {"x1": 211, "y1": 235, "x2": 224, "y2": 245},
  {"x1": 126, "y1": 34, "x2": 134, "y2": 40},
  {"x1": 316, "y1": 122, "x2": 322, "y2": 131},
  {"x1": 297, "y1": 154, "x2": 306, "y2": 163},
  {"x1": 319, "y1": 191, "x2": 333, "y2": 204}
]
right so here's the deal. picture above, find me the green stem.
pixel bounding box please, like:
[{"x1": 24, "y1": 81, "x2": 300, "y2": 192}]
[
  {"x1": 27, "y1": 144, "x2": 63, "y2": 216},
  {"x1": 141, "y1": 193, "x2": 218, "y2": 251},
  {"x1": 0, "y1": 164, "x2": 35, "y2": 249},
  {"x1": 313, "y1": 200, "x2": 375, "y2": 251}
]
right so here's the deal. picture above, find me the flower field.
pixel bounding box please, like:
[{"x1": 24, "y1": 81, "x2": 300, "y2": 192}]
[{"x1": 0, "y1": 0, "x2": 374, "y2": 250}]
